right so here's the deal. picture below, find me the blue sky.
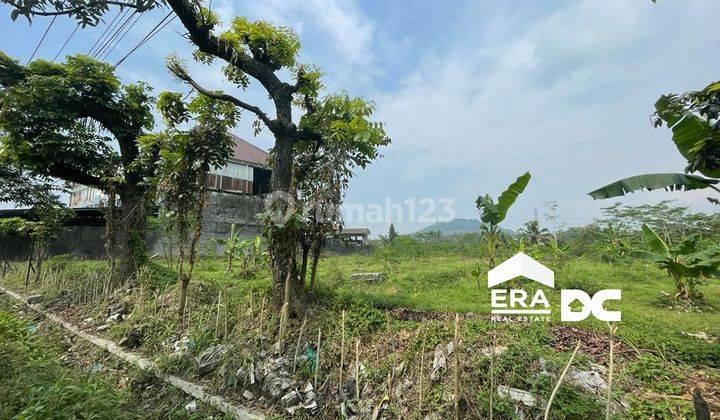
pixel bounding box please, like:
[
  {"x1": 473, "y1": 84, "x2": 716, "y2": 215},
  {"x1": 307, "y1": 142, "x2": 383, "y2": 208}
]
[{"x1": 1, "y1": 0, "x2": 719, "y2": 235}]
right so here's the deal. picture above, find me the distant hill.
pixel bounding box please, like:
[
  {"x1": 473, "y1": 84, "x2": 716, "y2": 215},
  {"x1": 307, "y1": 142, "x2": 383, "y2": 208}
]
[{"x1": 416, "y1": 218, "x2": 514, "y2": 236}]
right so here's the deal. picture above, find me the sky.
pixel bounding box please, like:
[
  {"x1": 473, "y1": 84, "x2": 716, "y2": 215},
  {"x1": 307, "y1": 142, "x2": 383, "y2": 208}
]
[{"x1": 1, "y1": 0, "x2": 719, "y2": 235}]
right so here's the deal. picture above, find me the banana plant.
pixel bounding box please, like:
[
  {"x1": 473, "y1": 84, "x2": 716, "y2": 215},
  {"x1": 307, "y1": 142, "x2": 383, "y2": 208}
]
[
  {"x1": 589, "y1": 82, "x2": 720, "y2": 204},
  {"x1": 475, "y1": 171, "x2": 532, "y2": 278},
  {"x1": 214, "y1": 224, "x2": 244, "y2": 272},
  {"x1": 638, "y1": 224, "x2": 720, "y2": 301}
]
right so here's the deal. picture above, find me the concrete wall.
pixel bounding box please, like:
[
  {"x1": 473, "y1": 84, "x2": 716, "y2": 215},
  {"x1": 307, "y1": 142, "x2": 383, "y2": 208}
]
[{"x1": 0, "y1": 192, "x2": 265, "y2": 261}]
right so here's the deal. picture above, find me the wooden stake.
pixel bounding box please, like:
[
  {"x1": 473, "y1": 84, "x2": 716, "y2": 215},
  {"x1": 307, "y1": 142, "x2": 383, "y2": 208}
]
[
  {"x1": 355, "y1": 338, "x2": 360, "y2": 403},
  {"x1": 489, "y1": 327, "x2": 497, "y2": 420},
  {"x1": 419, "y1": 328, "x2": 426, "y2": 415},
  {"x1": 314, "y1": 327, "x2": 322, "y2": 389},
  {"x1": 223, "y1": 287, "x2": 228, "y2": 340},
  {"x1": 606, "y1": 324, "x2": 617, "y2": 420},
  {"x1": 214, "y1": 289, "x2": 222, "y2": 340},
  {"x1": 339, "y1": 310, "x2": 346, "y2": 393},
  {"x1": 454, "y1": 313, "x2": 460, "y2": 420},
  {"x1": 544, "y1": 340, "x2": 582, "y2": 420},
  {"x1": 293, "y1": 317, "x2": 307, "y2": 373},
  {"x1": 258, "y1": 296, "x2": 266, "y2": 344},
  {"x1": 278, "y1": 271, "x2": 292, "y2": 346}
]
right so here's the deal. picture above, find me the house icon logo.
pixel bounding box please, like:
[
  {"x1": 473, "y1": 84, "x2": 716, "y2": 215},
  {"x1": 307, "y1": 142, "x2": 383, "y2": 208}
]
[
  {"x1": 488, "y1": 252, "x2": 621, "y2": 322},
  {"x1": 487, "y1": 252, "x2": 554, "y2": 288}
]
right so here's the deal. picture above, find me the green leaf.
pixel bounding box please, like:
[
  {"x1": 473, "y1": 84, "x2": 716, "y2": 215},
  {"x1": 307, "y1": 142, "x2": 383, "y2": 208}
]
[
  {"x1": 476, "y1": 172, "x2": 531, "y2": 225},
  {"x1": 642, "y1": 224, "x2": 669, "y2": 256},
  {"x1": 496, "y1": 172, "x2": 531, "y2": 221},
  {"x1": 588, "y1": 173, "x2": 717, "y2": 199}
]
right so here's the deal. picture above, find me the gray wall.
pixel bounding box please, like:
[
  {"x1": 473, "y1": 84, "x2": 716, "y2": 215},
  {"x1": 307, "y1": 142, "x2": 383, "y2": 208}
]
[{"x1": 0, "y1": 192, "x2": 266, "y2": 261}]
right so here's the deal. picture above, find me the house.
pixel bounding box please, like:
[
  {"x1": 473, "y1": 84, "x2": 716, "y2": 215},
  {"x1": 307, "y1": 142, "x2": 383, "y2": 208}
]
[
  {"x1": 0, "y1": 134, "x2": 271, "y2": 260},
  {"x1": 69, "y1": 134, "x2": 271, "y2": 208},
  {"x1": 338, "y1": 228, "x2": 371, "y2": 245}
]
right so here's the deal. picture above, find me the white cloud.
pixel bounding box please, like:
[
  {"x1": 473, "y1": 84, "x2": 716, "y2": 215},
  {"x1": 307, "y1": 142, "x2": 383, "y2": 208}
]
[
  {"x1": 365, "y1": 0, "x2": 720, "y2": 229},
  {"x1": 217, "y1": 0, "x2": 374, "y2": 65}
]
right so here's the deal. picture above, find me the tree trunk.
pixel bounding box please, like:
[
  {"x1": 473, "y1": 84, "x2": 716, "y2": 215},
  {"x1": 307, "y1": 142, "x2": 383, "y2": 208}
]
[
  {"x1": 309, "y1": 240, "x2": 322, "y2": 292},
  {"x1": 33, "y1": 242, "x2": 45, "y2": 285},
  {"x1": 267, "y1": 135, "x2": 303, "y2": 310},
  {"x1": 116, "y1": 187, "x2": 149, "y2": 281},
  {"x1": 300, "y1": 241, "x2": 310, "y2": 284}
]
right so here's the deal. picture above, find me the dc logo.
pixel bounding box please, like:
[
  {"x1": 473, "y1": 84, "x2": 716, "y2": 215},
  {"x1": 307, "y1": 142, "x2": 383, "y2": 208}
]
[{"x1": 560, "y1": 290, "x2": 621, "y2": 322}]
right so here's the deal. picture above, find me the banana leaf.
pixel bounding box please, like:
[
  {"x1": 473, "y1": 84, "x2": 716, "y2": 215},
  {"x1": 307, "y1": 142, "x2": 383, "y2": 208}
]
[{"x1": 588, "y1": 173, "x2": 717, "y2": 200}]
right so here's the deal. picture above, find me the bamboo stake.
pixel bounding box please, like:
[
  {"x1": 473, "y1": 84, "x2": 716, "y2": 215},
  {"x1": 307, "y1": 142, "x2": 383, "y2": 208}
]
[
  {"x1": 278, "y1": 271, "x2": 292, "y2": 346},
  {"x1": 339, "y1": 310, "x2": 346, "y2": 392},
  {"x1": 489, "y1": 327, "x2": 497, "y2": 420},
  {"x1": 314, "y1": 327, "x2": 322, "y2": 389},
  {"x1": 544, "y1": 340, "x2": 582, "y2": 420},
  {"x1": 418, "y1": 328, "x2": 427, "y2": 415},
  {"x1": 223, "y1": 288, "x2": 228, "y2": 340},
  {"x1": 454, "y1": 313, "x2": 460, "y2": 420},
  {"x1": 606, "y1": 323, "x2": 618, "y2": 420},
  {"x1": 215, "y1": 289, "x2": 222, "y2": 339},
  {"x1": 355, "y1": 338, "x2": 360, "y2": 403},
  {"x1": 258, "y1": 296, "x2": 266, "y2": 344},
  {"x1": 293, "y1": 317, "x2": 307, "y2": 373}
]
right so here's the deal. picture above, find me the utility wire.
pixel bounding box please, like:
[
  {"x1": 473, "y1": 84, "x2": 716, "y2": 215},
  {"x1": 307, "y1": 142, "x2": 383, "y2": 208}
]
[
  {"x1": 89, "y1": 8, "x2": 129, "y2": 57},
  {"x1": 98, "y1": 12, "x2": 142, "y2": 62},
  {"x1": 87, "y1": 8, "x2": 123, "y2": 56},
  {"x1": 92, "y1": 10, "x2": 136, "y2": 59},
  {"x1": 113, "y1": 12, "x2": 176, "y2": 69},
  {"x1": 52, "y1": 24, "x2": 80, "y2": 62},
  {"x1": 28, "y1": 15, "x2": 57, "y2": 63}
]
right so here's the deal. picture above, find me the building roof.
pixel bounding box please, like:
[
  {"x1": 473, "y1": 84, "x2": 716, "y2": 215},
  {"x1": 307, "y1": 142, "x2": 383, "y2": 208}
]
[
  {"x1": 340, "y1": 228, "x2": 371, "y2": 236},
  {"x1": 229, "y1": 133, "x2": 270, "y2": 168}
]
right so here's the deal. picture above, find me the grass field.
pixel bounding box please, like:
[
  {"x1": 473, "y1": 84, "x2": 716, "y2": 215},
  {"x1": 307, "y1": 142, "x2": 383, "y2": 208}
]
[{"x1": 0, "y1": 242, "x2": 718, "y2": 418}]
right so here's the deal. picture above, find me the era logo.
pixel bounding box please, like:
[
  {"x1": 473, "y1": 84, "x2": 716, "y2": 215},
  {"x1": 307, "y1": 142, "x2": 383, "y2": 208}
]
[{"x1": 560, "y1": 290, "x2": 621, "y2": 322}]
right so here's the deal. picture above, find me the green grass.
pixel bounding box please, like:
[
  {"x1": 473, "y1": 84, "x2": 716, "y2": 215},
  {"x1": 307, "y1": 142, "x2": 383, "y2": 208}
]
[
  {"x1": 315, "y1": 252, "x2": 720, "y2": 366},
  {"x1": 1, "y1": 243, "x2": 718, "y2": 418}
]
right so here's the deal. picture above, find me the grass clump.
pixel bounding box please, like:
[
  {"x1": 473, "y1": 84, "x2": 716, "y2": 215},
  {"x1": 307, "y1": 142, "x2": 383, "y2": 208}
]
[{"x1": 0, "y1": 310, "x2": 128, "y2": 419}]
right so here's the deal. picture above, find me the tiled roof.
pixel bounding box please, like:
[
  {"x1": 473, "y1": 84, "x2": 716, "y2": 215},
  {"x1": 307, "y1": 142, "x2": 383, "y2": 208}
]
[{"x1": 228, "y1": 133, "x2": 270, "y2": 168}]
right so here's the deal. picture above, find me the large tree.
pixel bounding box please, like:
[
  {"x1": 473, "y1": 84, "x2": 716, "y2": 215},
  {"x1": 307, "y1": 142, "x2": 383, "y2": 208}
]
[
  {"x1": 2, "y1": 0, "x2": 389, "y2": 310},
  {"x1": 0, "y1": 53, "x2": 156, "y2": 278},
  {"x1": 162, "y1": 2, "x2": 387, "y2": 310}
]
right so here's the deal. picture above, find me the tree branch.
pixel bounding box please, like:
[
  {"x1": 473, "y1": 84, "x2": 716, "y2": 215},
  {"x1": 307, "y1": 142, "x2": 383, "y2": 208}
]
[
  {"x1": 4, "y1": 0, "x2": 160, "y2": 18},
  {"x1": 177, "y1": 70, "x2": 275, "y2": 130},
  {"x1": 166, "y1": 0, "x2": 286, "y2": 96},
  {"x1": 48, "y1": 162, "x2": 103, "y2": 189}
]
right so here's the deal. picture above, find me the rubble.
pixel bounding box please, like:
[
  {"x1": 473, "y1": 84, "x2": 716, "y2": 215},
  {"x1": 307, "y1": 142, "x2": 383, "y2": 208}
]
[
  {"x1": 350, "y1": 272, "x2": 387, "y2": 283},
  {"x1": 184, "y1": 400, "x2": 197, "y2": 413},
  {"x1": 242, "y1": 390, "x2": 254, "y2": 400},
  {"x1": 430, "y1": 342, "x2": 453, "y2": 381},
  {"x1": 281, "y1": 390, "x2": 300, "y2": 407},
  {"x1": 106, "y1": 313, "x2": 123, "y2": 323},
  {"x1": 196, "y1": 345, "x2": 228, "y2": 376},
  {"x1": 26, "y1": 294, "x2": 42, "y2": 304},
  {"x1": 480, "y1": 345, "x2": 508, "y2": 358},
  {"x1": 172, "y1": 337, "x2": 193, "y2": 355},
  {"x1": 497, "y1": 385, "x2": 539, "y2": 407},
  {"x1": 567, "y1": 368, "x2": 607, "y2": 394}
]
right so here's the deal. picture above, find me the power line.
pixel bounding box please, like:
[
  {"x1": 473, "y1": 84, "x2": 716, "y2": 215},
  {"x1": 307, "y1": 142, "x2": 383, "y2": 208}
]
[
  {"x1": 52, "y1": 24, "x2": 80, "y2": 62},
  {"x1": 28, "y1": 15, "x2": 57, "y2": 63},
  {"x1": 89, "y1": 8, "x2": 129, "y2": 57},
  {"x1": 87, "y1": 9, "x2": 123, "y2": 56},
  {"x1": 113, "y1": 12, "x2": 176, "y2": 69},
  {"x1": 98, "y1": 12, "x2": 142, "y2": 62},
  {"x1": 92, "y1": 10, "x2": 136, "y2": 59}
]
